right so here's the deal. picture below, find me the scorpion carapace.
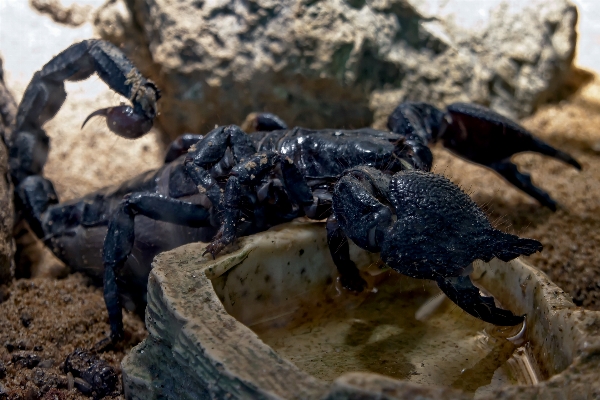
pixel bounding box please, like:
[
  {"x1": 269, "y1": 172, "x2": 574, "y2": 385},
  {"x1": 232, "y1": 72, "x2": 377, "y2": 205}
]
[{"x1": 10, "y1": 40, "x2": 580, "y2": 344}]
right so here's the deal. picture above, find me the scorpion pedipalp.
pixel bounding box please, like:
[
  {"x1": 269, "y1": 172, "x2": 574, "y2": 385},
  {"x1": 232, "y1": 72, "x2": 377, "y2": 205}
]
[
  {"x1": 82, "y1": 105, "x2": 153, "y2": 139},
  {"x1": 332, "y1": 167, "x2": 541, "y2": 326}
]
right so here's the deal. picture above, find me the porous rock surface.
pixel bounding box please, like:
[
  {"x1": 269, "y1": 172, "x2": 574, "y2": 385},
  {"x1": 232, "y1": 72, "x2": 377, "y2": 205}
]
[
  {"x1": 95, "y1": 0, "x2": 577, "y2": 140},
  {"x1": 0, "y1": 56, "x2": 16, "y2": 283}
]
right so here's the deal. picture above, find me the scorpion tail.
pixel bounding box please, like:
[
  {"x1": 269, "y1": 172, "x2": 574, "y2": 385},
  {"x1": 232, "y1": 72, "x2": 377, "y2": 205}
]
[
  {"x1": 10, "y1": 39, "x2": 159, "y2": 187},
  {"x1": 10, "y1": 40, "x2": 160, "y2": 245}
]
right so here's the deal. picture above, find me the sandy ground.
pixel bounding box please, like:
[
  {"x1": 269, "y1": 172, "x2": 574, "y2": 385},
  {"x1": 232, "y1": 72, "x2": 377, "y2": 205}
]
[
  {"x1": 0, "y1": 275, "x2": 146, "y2": 399},
  {"x1": 1, "y1": 1, "x2": 600, "y2": 399}
]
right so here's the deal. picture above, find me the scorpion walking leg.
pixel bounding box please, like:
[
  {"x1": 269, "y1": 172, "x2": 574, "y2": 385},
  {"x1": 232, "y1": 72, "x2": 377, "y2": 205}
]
[
  {"x1": 230, "y1": 151, "x2": 313, "y2": 207},
  {"x1": 203, "y1": 150, "x2": 314, "y2": 257},
  {"x1": 164, "y1": 133, "x2": 205, "y2": 163},
  {"x1": 103, "y1": 193, "x2": 212, "y2": 341},
  {"x1": 183, "y1": 125, "x2": 311, "y2": 256},
  {"x1": 241, "y1": 112, "x2": 288, "y2": 133},
  {"x1": 326, "y1": 216, "x2": 366, "y2": 292},
  {"x1": 183, "y1": 125, "x2": 258, "y2": 226},
  {"x1": 185, "y1": 125, "x2": 256, "y2": 168}
]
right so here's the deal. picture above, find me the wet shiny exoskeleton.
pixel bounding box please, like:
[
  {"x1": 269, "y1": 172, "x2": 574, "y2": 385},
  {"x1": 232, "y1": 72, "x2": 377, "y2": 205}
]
[{"x1": 7, "y1": 40, "x2": 581, "y2": 345}]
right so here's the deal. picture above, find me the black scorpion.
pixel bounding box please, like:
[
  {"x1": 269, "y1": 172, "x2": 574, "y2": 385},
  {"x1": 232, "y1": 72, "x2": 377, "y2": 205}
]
[{"x1": 9, "y1": 40, "x2": 581, "y2": 345}]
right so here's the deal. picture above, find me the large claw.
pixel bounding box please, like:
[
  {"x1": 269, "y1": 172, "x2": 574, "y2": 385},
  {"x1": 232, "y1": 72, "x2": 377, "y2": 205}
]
[
  {"x1": 379, "y1": 170, "x2": 541, "y2": 325},
  {"x1": 331, "y1": 166, "x2": 540, "y2": 325},
  {"x1": 443, "y1": 103, "x2": 581, "y2": 170},
  {"x1": 436, "y1": 275, "x2": 524, "y2": 326},
  {"x1": 442, "y1": 103, "x2": 581, "y2": 210},
  {"x1": 387, "y1": 102, "x2": 582, "y2": 210}
]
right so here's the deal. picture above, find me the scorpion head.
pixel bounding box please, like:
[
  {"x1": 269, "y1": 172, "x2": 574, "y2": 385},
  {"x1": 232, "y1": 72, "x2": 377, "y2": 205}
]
[{"x1": 82, "y1": 81, "x2": 161, "y2": 139}]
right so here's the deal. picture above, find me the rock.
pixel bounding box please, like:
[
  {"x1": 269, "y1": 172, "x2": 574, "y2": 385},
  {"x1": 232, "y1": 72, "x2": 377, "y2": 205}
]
[
  {"x1": 95, "y1": 0, "x2": 577, "y2": 140},
  {"x1": 30, "y1": 0, "x2": 93, "y2": 27},
  {"x1": 121, "y1": 220, "x2": 600, "y2": 399},
  {"x1": 0, "y1": 55, "x2": 15, "y2": 284}
]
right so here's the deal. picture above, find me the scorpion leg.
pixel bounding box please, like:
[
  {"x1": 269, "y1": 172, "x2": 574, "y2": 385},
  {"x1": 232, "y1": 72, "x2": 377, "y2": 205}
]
[
  {"x1": 229, "y1": 151, "x2": 313, "y2": 206},
  {"x1": 164, "y1": 133, "x2": 204, "y2": 163},
  {"x1": 332, "y1": 166, "x2": 541, "y2": 325},
  {"x1": 185, "y1": 125, "x2": 256, "y2": 167},
  {"x1": 103, "y1": 193, "x2": 212, "y2": 341},
  {"x1": 326, "y1": 215, "x2": 367, "y2": 292},
  {"x1": 203, "y1": 150, "x2": 314, "y2": 257},
  {"x1": 182, "y1": 125, "x2": 310, "y2": 257},
  {"x1": 441, "y1": 103, "x2": 581, "y2": 209},
  {"x1": 183, "y1": 125, "x2": 258, "y2": 227}
]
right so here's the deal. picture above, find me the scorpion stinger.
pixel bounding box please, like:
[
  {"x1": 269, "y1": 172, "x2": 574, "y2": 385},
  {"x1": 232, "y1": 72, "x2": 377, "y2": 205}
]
[
  {"x1": 10, "y1": 39, "x2": 159, "y2": 185},
  {"x1": 81, "y1": 104, "x2": 154, "y2": 139}
]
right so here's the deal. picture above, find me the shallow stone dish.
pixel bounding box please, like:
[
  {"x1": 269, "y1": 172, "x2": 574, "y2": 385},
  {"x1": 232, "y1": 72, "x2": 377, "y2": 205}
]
[{"x1": 122, "y1": 220, "x2": 600, "y2": 399}]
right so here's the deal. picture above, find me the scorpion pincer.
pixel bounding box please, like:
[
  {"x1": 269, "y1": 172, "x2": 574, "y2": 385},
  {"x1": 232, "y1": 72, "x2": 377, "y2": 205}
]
[{"x1": 8, "y1": 40, "x2": 581, "y2": 345}]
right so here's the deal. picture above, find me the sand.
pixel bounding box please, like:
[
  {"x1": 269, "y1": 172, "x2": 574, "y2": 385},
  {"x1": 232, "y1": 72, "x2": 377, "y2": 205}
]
[{"x1": 0, "y1": 274, "x2": 145, "y2": 399}]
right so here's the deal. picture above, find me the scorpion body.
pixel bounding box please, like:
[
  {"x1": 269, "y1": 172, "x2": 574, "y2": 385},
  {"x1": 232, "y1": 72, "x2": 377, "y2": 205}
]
[
  {"x1": 9, "y1": 40, "x2": 581, "y2": 343},
  {"x1": 35, "y1": 127, "x2": 424, "y2": 310}
]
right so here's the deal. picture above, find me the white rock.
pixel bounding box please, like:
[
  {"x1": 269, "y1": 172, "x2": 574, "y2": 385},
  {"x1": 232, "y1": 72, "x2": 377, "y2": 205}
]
[{"x1": 95, "y1": 0, "x2": 577, "y2": 139}]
